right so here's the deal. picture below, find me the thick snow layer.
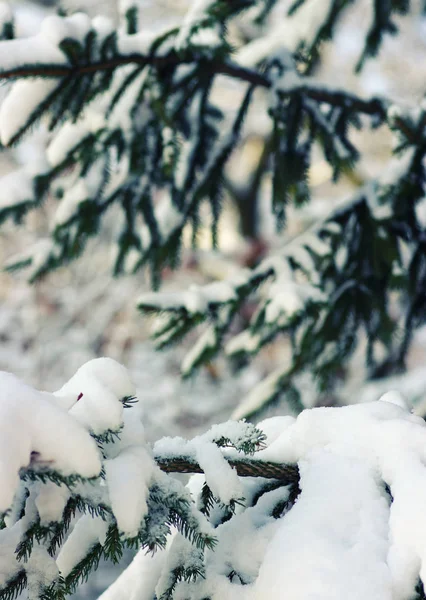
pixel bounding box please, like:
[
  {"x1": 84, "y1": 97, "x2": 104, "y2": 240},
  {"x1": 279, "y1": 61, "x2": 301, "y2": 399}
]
[
  {"x1": 255, "y1": 453, "x2": 392, "y2": 600},
  {"x1": 56, "y1": 515, "x2": 109, "y2": 578},
  {"x1": 98, "y1": 541, "x2": 170, "y2": 600},
  {"x1": 55, "y1": 357, "x2": 135, "y2": 435},
  {"x1": 34, "y1": 482, "x2": 70, "y2": 525},
  {"x1": 195, "y1": 441, "x2": 243, "y2": 505},
  {"x1": 0, "y1": 371, "x2": 101, "y2": 512},
  {"x1": 0, "y1": 358, "x2": 137, "y2": 518},
  {"x1": 104, "y1": 445, "x2": 153, "y2": 537},
  {"x1": 0, "y1": 34, "x2": 66, "y2": 74},
  {"x1": 40, "y1": 13, "x2": 92, "y2": 47},
  {"x1": 154, "y1": 421, "x2": 252, "y2": 505},
  {"x1": 251, "y1": 393, "x2": 426, "y2": 599},
  {"x1": 0, "y1": 522, "x2": 24, "y2": 587},
  {"x1": 26, "y1": 544, "x2": 58, "y2": 600}
]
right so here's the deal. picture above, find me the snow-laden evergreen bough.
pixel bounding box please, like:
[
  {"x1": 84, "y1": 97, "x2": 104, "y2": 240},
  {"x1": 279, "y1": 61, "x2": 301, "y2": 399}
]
[
  {"x1": 2, "y1": 361, "x2": 426, "y2": 599},
  {"x1": 0, "y1": 0, "x2": 425, "y2": 420}
]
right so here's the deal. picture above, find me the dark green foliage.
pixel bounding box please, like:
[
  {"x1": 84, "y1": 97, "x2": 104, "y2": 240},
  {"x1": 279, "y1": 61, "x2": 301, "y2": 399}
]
[
  {"x1": 65, "y1": 541, "x2": 104, "y2": 593},
  {"x1": 0, "y1": 0, "x2": 410, "y2": 288},
  {"x1": 0, "y1": 571, "x2": 27, "y2": 600},
  {"x1": 158, "y1": 556, "x2": 205, "y2": 600},
  {"x1": 0, "y1": 416, "x2": 271, "y2": 600}
]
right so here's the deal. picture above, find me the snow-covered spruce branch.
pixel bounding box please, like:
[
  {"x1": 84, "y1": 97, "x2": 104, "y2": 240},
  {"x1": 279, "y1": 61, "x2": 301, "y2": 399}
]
[
  {"x1": 0, "y1": 359, "x2": 280, "y2": 600},
  {"x1": 5, "y1": 361, "x2": 426, "y2": 599},
  {"x1": 155, "y1": 455, "x2": 299, "y2": 483},
  {"x1": 7, "y1": 359, "x2": 426, "y2": 600},
  {"x1": 139, "y1": 141, "x2": 426, "y2": 419},
  {"x1": 0, "y1": 2, "x2": 423, "y2": 284},
  {"x1": 0, "y1": 54, "x2": 389, "y2": 122}
]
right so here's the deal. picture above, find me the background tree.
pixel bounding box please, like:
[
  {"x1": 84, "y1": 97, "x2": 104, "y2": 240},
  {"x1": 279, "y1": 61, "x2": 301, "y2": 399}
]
[{"x1": 1, "y1": 0, "x2": 425, "y2": 422}]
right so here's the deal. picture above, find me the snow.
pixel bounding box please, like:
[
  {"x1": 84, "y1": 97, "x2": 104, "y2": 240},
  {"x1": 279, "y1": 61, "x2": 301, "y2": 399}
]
[
  {"x1": 0, "y1": 3, "x2": 11, "y2": 24},
  {"x1": 225, "y1": 330, "x2": 261, "y2": 356},
  {"x1": 53, "y1": 179, "x2": 90, "y2": 228},
  {"x1": 203, "y1": 485, "x2": 289, "y2": 587},
  {"x1": 0, "y1": 168, "x2": 34, "y2": 212},
  {"x1": 155, "y1": 195, "x2": 183, "y2": 243},
  {"x1": 255, "y1": 452, "x2": 392, "y2": 600},
  {"x1": 138, "y1": 280, "x2": 237, "y2": 316},
  {"x1": 0, "y1": 523, "x2": 25, "y2": 587},
  {"x1": 56, "y1": 515, "x2": 109, "y2": 578},
  {"x1": 0, "y1": 370, "x2": 102, "y2": 513},
  {"x1": 250, "y1": 394, "x2": 426, "y2": 599},
  {"x1": 0, "y1": 34, "x2": 66, "y2": 74},
  {"x1": 181, "y1": 326, "x2": 217, "y2": 376},
  {"x1": 265, "y1": 279, "x2": 325, "y2": 324},
  {"x1": 98, "y1": 541, "x2": 170, "y2": 600},
  {"x1": 175, "y1": 0, "x2": 215, "y2": 51},
  {"x1": 118, "y1": 30, "x2": 159, "y2": 55},
  {"x1": 5, "y1": 238, "x2": 56, "y2": 281},
  {"x1": 104, "y1": 445, "x2": 153, "y2": 537},
  {"x1": 0, "y1": 79, "x2": 59, "y2": 146},
  {"x1": 26, "y1": 544, "x2": 58, "y2": 600},
  {"x1": 40, "y1": 13, "x2": 92, "y2": 47},
  {"x1": 5, "y1": 357, "x2": 426, "y2": 599},
  {"x1": 47, "y1": 122, "x2": 92, "y2": 168},
  {"x1": 55, "y1": 357, "x2": 135, "y2": 435},
  {"x1": 194, "y1": 441, "x2": 243, "y2": 505},
  {"x1": 34, "y1": 482, "x2": 70, "y2": 525},
  {"x1": 92, "y1": 15, "x2": 114, "y2": 41},
  {"x1": 236, "y1": 0, "x2": 333, "y2": 68},
  {"x1": 231, "y1": 362, "x2": 292, "y2": 421}
]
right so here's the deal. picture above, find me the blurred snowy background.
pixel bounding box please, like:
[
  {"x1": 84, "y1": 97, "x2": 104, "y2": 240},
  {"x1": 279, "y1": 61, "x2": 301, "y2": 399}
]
[{"x1": 2, "y1": 0, "x2": 426, "y2": 596}]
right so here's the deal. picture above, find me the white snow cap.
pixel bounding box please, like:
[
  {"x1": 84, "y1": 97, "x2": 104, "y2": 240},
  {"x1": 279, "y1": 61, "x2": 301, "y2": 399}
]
[
  {"x1": 252, "y1": 395, "x2": 426, "y2": 600},
  {"x1": 379, "y1": 390, "x2": 410, "y2": 410},
  {"x1": 0, "y1": 358, "x2": 136, "y2": 513},
  {"x1": 0, "y1": 371, "x2": 101, "y2": 512},
  {"x1": 55, "y1": 357, "x2": 136, "y2": 435}
]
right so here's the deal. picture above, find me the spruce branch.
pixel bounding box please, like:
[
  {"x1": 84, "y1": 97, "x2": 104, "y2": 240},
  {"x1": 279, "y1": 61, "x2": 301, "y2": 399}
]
[
  {"x1": 155, "y1": 455, "x2": 299, "y2": 484},
  {"x1": 0, "y1": 55, "x2": 392, "y2": 122}
]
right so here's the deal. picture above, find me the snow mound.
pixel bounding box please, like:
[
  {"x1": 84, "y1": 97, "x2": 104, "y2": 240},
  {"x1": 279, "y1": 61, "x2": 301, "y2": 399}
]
[
  {"x1": 253, "y1": 393, "x2": 426, "y2": 600},
  {"x1": 0, "y1": 357, "x2": 137, "y2": 514}
]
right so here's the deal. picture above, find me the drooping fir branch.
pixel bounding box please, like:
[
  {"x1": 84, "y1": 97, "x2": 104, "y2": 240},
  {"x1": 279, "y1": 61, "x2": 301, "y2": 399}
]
[
  {"x1": 139, "y1": 127, "x2": 426, "y2": 418},
  {"x1": 0, "y1": 54, "x2": 399, "y2": 125},
  {"x1": 0, "y1": 1, "x2": 421, "y2": 288},
  {"x1": 0, "y1": 392, "x2": 285, "y2": 600}
]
